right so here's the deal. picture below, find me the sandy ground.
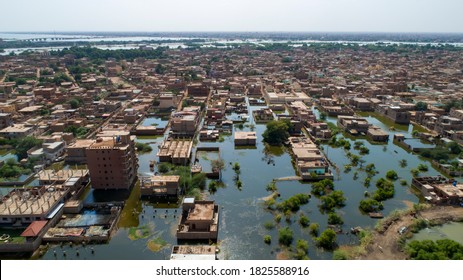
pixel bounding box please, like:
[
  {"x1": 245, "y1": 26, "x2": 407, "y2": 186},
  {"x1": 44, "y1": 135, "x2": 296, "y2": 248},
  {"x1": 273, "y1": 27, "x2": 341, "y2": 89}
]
[{"x1": 357, "y1": 205, "x2": 463, "y2": 260}]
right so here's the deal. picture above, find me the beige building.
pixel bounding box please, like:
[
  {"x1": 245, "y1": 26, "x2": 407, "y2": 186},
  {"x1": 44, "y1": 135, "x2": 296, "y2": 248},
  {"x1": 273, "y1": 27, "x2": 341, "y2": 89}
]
[
  {"x1": 140, "y1": 175, "x2": 180, "y2": 197},
  {"x1": 86, "y1": 132, "x2": 138, "y2": 190},
  {"x1": 234, "y1": 131, "x2": 257, "y2": 146},
  {"x1": 177, "y1": 198, "x2": 219, "y2": 240}
]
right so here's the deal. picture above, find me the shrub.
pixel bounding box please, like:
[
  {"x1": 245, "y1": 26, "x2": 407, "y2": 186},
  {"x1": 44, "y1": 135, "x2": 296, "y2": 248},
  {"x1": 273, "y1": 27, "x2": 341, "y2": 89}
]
[
  {"x1": 327, "y1": 212, "x2": 344, "y2": 225},
  {"x1": 309, "y1": 223, "x2": 320, "y2": 236},
  {"x1": 315, "y1": 229, "x2": 337, "y2": 250},
  {"x1": 386, "y1": 170, "x2": 398, "y2": 180},
  {"x1": 264, "y1": 235, "x2": 272, "y2": 244},
  {"x1": 278, "y1": 227, "x2": 294, "y2": 246},
  {"x1": 299, "y1": 214, "x2": 310, "y2": 227},
  {"x1": 264, "y1": 221, "x2": 275, "y2": 230}
]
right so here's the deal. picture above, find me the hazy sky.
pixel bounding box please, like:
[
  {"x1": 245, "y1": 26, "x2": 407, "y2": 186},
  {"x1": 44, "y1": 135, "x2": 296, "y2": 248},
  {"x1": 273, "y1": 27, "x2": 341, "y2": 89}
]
[{"x1": 1, "y1": 0, "x2": 462, "y2": 33}]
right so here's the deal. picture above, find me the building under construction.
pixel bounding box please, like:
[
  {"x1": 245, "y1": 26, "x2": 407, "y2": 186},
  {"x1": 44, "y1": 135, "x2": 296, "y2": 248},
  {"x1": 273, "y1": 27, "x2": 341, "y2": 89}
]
[{"x1": 157, "y1": 138, "x2": 192, "y2": 165}]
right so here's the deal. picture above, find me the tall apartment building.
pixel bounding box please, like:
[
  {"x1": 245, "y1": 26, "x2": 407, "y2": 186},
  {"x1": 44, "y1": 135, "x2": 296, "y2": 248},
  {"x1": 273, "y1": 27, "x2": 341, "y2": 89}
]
[{"x1": 86, "y1": 132, "x2": 138, "y2": 190}]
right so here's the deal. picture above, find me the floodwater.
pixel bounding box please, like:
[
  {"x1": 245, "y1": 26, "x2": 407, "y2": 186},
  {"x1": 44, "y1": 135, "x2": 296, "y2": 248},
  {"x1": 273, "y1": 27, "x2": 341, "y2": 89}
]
[
  {"x1": 411, "y1": 222, "x2": 463, "y2": 245},
  {"x1": 38, "y1": 104, "x2": 448, "y2": 260}
]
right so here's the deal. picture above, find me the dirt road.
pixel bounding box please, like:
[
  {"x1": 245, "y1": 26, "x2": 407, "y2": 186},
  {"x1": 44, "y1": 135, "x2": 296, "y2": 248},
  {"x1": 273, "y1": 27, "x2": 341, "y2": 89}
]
[{"x1": 357, "y1": 205, "x2": 463, "y2": 260}]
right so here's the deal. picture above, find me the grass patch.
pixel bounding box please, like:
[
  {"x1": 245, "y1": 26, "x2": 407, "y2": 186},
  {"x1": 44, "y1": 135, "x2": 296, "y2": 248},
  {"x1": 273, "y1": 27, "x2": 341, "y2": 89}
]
[
  {"x1": 147, "y1": 237, "x2": 168, "y2": 252},
  {"x1": 128, "y1": 224, "x2": 152, "y2": 240}
]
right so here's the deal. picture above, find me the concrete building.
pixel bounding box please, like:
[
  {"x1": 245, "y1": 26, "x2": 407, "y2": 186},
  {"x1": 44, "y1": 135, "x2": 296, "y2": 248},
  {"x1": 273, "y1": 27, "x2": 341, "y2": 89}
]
[
  {"x1": 337, "y1": 115, "x2": 370, "y2": 134},
  {"x1": 171, "y1": 108, "x2": 200, "y2": 137},
  {"x1": 412, "y1": 176, "x2": 463, "y2": 205},
  {"x1": 140, "y1": 175, "x2": 180, "y2": 197},
  {"x1": 234, "y1": 131, "x2": 257, "y2": 146},
  {"x1": 0, "y1": 186, "x2": 69, "y2": 226},
  {"x1": 367, "y1": 126, "x2": 389, "y2": 142},
  {"x1": 65, "y1": 139, "x2": 94, "y2": 163},
  {"x1": 86, "y1": 132, "x2": 138, "y2": 190},
  {"x1": 177, "y1": 198, "x2": 219, "y2": 240},
  {"x1": 157, "y1": 138, "x2": 193, "y2": 164},
  {"x1": 0, "y1": 113, "x2": 12, "y2": 129},
  {"x1": 0, "y1": 123, "x2": 35, "y2": 139}
]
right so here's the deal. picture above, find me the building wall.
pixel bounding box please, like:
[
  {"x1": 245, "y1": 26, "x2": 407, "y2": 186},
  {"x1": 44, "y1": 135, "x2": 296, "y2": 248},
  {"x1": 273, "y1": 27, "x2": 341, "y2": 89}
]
[{"x1": 86, "y1": 139, "x2": 138, "y2": 190}]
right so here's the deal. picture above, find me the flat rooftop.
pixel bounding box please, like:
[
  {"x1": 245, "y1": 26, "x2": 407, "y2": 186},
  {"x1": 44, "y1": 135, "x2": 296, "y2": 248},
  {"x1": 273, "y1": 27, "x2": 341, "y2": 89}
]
[
  {"x1": 187, "y1": 203, "x2": 215, "y2": 221},
  {"x1": 234, "y1": 131, "x2": 257, "y2": 140}
]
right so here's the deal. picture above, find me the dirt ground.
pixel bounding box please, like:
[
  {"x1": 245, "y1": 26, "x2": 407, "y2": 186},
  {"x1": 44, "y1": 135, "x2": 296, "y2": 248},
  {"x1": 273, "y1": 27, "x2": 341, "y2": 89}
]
[{"x1": 357, "y1": 205, "x2": 463, "y2": 260}]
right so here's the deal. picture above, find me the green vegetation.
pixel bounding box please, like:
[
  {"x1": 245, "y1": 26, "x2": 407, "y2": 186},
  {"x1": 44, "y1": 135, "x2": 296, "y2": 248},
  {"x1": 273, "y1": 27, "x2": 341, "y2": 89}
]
[
  {"x1": 262, "y1": 119, "x2": 294, "y2": 146},
  {"x1": 38, "y1": 73, "x2": 72, "y2": 86},
  {"x1": 331, "y1": 137, "x2": 351, "y2": 150},
  {"x1": 319, "y1": 190, "x2": 346, "y2": 212},
  {"x1": 128, "y1": 225, "x2": 151, "y2": 240},
  {"x1": 208, "y1": 181, "x2": 218, "y2": 193},
  {"x1": 399, "y1": 159, "x2": 408, "y2": 168},
  {"x1": 264, "y1": 221, "x2": 275, "y2": 230},
  {"x1": 417, "y1": 164, "x2": 428, "y2": 172},
  {"x1": 299, "y1": 214, "x2": 310, "y2": 227},
  {"x1": 0, "y1": 158, "x2": 32, "y2": 179},
  {"x1": 68, "y1": 98, "x2": 83, "y2": 109},
  {"x1": 327, "y1": 212, "x2": 344, "y2": 225},
  {"x1": 263, "y1": 235, "x2": 272, "y2": 244},
  {"x1": 232, "y1": 162, "x2": 241, "y2": 173},
  {"x1": 64, "y1": 125, "x2": 89, "y2": 138},
  {"x1": 311, "y1": 179, "x2": 334, "y2": 196},
  {"x1": 51, "y1": 46, "x2": 167, "y2": 61},
  {"x1": 315, "y1": 228, "x2": 337, "y2": 250},
  {"x1": 333, "y1": 250, "x2": 348, "y2": 260},
  {"x1": 158, "y1": 162, "x2": 171, "y2": 173},
  {"x1": 0, "y1": 137, "x2": 43, "y2": 160},
  {"x1": 276, "y1": 193, "x2": 310, "y2": 212},
  {"x1": 135, "y1": 142, "x2": 153, "y2": 153},
  {"x1": 309, "y1": 223, "x2": 320, "y2": 236},
  {"x1": 359, "y1": 146, "x2": 369, "y2": 155},
  {"x1": 278, "y1": 227, "x2": 294, "y2": 246},
  {"x1": 373, "y1": 178, "x2": 395, "y2": 201},
  {"x1": 359, "y1": 198, "x2": 384, "y2": 213},
  {"x1": 211, "y1": 158, "x2": 225, "y2": 177},
  {"x1": 147, "y1": 237, "x2": 168, "y2": 252},
  {"x1": 294, "y1": 239, "x2": 309, "y2": 260},
  {"x1": 411, "y1": 168, "x2": 420, "y2": 177},
  {"x1": 415, "y1": 101, "x2": 428, "y2": 111},
  {"x1": 385, "y1": 170, "x2": 398, "y2": 180},
  {"x1": 406, "y1": 239, "x2": 463, "y2": 260}
]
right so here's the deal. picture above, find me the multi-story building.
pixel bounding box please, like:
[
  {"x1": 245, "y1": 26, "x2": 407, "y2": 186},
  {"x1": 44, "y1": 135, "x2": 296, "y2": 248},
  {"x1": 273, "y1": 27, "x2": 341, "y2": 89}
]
[{"x1": 86, "y1": 132, "x2": 138, "y2": 190}]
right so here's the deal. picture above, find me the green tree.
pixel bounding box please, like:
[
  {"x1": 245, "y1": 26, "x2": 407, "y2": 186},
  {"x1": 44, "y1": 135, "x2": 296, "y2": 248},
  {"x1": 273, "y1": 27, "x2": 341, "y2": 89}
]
[
  {"x1": 262, "y1": 119, "x2": 292, "y2": 146},
  {"x1": 278, "y1": 227, "x2": 294, "y2": 246},
  {"x1": 15, "y1": 136, "x2": 43, "y2": 160},
  {"x1": 309, "y1": 223, "x2": 320, "y2": 236},
  {"x1": 327, "y1": 212, "x2": 344, "y2": 225},
  {"x1": 447, "y1": 141, "x2": 462, "y2": 155},
  {"x1": 386, "y1": 170, "x2": 398, "y2": 180},
  {"x1": 263, "y1": 235, "x2": 272, "y2": 244},
  {"x1": 359, "y1": 198, "x2": 384, "y2": 213},
  {"x1": 295, "y1": 239, "x2": 309, "y2": 260},
  {"x1": 69, "y1": 98, "x2": 81, "y2": 109},
  {"x1": 299, "y1": 213, "x2": 310, "y2": 227},
  {"x1": 415, "y1": 101, "x2": 428, "y2": 111},
  {"x1": 315, "y1": 228, "x2": 337, "y2": 249}
]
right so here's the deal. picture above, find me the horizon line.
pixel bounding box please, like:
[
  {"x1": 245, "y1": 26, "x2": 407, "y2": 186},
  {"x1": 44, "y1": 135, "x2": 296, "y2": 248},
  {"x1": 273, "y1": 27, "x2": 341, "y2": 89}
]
[{"x1": 1, "y1": 30, "x2": 463, "y2": 35}]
